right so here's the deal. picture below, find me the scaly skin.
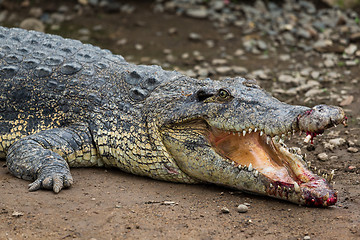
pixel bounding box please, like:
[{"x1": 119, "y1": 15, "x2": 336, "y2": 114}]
[{"x1": 0, "y1": 27, "x2": 346, "y2": 206}]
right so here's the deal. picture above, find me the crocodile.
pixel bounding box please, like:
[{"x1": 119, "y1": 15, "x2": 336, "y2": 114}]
[{"x1": 0, "y1": 27, "x2": 347, "y2": 207}]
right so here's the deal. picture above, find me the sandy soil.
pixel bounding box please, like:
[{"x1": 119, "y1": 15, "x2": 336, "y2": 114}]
[{"x1": 1, "y1": 1, "x2": 359, "y2": 239}]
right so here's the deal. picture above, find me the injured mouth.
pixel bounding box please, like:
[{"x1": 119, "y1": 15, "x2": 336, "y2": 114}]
[{"x1": 207, "y1": 127, "x2": 337, "y2": 207}]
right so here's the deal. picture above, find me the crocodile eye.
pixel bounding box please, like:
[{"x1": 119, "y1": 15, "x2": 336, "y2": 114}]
[{"x1": 218, "y1": 89, "x2": 230, "y2": 99}]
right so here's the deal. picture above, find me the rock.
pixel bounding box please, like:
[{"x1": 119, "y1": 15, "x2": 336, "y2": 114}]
[
  {"x1": 197, "y1": 68, "x2": 209, "y2": 78},
  {"x1": 327, "y1": 71, "x2": 340, "y2": 79},
  {"x1": 135, "y1": 44, "x2": 143, "y2": 51},
  {"x1": 297, "y1": 28, "x2": 311, "y2": 39},
  {"x1": 322, "y1": 0, "x2": 360, "y2": 8},
  {"x1": 300, "y1": 68, "x2": 312, "y2": 77},
  {"x1": 211, "y1": 1, "x2": 225, "y2": 11},
  {"x1": 12, "y1": 211, "x2": 24, "y2": 217},
  {"x1": 189, "y1": 32, "x2": 202, "y2": 41},
  {"x1": 279, "y1": 54, "x2": 291, "y2": 61},
  {"x1": 184, "y1": 69, "x2": 196, "y2": 78},
  {"x1": 234, "y1": 49, "x2": 245, "y2": 56},
  {"x1": 216, "y1": 66, "x2": 232, "y2": 75},
  {"x1": 236, "y1": 204, "x2": 249, "y2": 213},
  {"x1": 311, "y1": 71, "x2": 320, "y2": 79},
  {"x1": 340, "y1": 95, "x2": 354, "y2": 106},
  {"x1": 329, "y1": 138, "x2": 346, "y2": 147},
  {"x1": 257, "y1": 40, "x2": 267, "y2": 50},
  {"x1": 116, "y1": 38, "x2": 127, "y2": 45},
  {"x1": 121, "y1": 4, "x2": 135, "y2": 14},
  {"x1": 350, "y1": 32, "x2": 360, "y2": 41},
  {"x1": 165, "y1": 54, "x2": 176, "y2": 63},
  {"x1": 278, "y1": 74, "x2": 302, "y2": 84},
  {"x1": 58, "y1": 5, "x2": 69, "y2": 13},
  {"x1": 305, "y1": 88, "x2": 323, "y2": 98},
  {"x1": 303, "y1": 236, "x2": 311, "y2": 240},
  {"x1": 345, "y1": 60, "x2": 358, "y2": 66},
  {"x1": 282, "y1": 32, "x2": 296, "y2": 45},
  {"x1": 78, "y1": 28, "x2": 90, "y2": 35},
  {"x1": 181, "y1": 52, "x2": 189, "y2": 59},
  {"x1": 295, "y1": 80, "x2": 320, "y2": 92},
  {"x1": 186, "y1": 8, "x2": 208, "y2": 19},
  {"x1": 324, "y1": 59, "x2": 335, "y2": 68},
  {"x1": 317, "y1": 152, "x2": 329, "y2": 161},
  {"x1": 313, "y1": 39, "x2": 333, "y2": 52},
  {"x1": 252, "y1": 69, "x2": 269, "y2": 80},
  {"x1": 0, "y1": 10, "x2": 7, "y2": 22},
  {"x1": 205, "y1": 40, "x2": 215, "y2": 48},
  {"x1": 347, "y1": 147, "x2": 359, "y2": 153},
  {"x1": 344, "y1": 44, "x2": 358, "y2": 55},
  {"x1": 168, "y1": 27, "x2": 177, "y2": 35},
  {"x1": 232, "y1": 66, "x2": 248, "y2": 74},
  {"x1": 221, "y1": 207, "x2": 230, "y2": 213},
  {"x1": 19, "y1": 18, "x2": 45, "y2": 32},
  {"x1": 212, "y1": 59, "x2": 228, "y2": 65},
  {"x1": 224, "y1": 33, "x2": 235, "y2": 40},
  {"x1": 29, "y1": 7, "x2": 43, "y2": 18}
]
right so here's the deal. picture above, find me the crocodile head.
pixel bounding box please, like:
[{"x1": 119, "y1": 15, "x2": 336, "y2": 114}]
[{"x1": 148, "y1": 77, "x2": 346, "y2": 207}]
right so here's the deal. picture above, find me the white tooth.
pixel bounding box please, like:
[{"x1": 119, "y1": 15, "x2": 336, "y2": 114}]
[
  {"x1": 266, "y1": 136, "x2": 271, "y2": 144},
  {"x1": 248, "y1": 163, "x2": 253, "y2": 171},
  {"x1": 237, "y1": 165, "x2": 242, "y2": 170},
  {"x1": 248, "y1": 128, "x2": 252, "y2": 133},
  {"x1": 270, "y1": 183, "x2": 273, "y2": 188},
  {"x1": 307, "y1": 161, "x2": 311, "y2": 167},
  {"x1": 293, "y1": 182, "x2": 300, "y2": 193},
  {"x1": 254, "y1": 170, "x2": 259, "y2": 177},
  {"x1": 243, "y1": 130, "x2": 246, "y2": 136},
  {"x1": 231, "y1": 161, "x2": 235, "y2": 166},
  {"x1": 254, "y1": 128, "x2": 257, "y2": 132},
  {"x1": 260, "y1": 131, "x2": 264, "y2": 136},
  {"x1": 330, "y1": 170, "x2": 335, "y2": 181},
  {"x1": 304, "y1": 134, "x2": 311, "y2": 143}
]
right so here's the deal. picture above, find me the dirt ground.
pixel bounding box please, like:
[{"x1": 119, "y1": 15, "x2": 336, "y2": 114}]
[{"x1": 0, "y1": 1, "x2": 359, "y2": 239}]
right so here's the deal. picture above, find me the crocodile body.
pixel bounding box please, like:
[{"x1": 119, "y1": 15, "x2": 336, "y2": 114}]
[{"x1": 0, "y1": 27, "x2": 346, "y2": 207}]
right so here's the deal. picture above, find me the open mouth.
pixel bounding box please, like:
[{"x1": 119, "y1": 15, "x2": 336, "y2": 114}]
[{"x1": 207, "y1": 126, "x2": 338, "y2": 207}]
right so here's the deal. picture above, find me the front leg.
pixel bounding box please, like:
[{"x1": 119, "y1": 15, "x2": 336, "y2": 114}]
[{"x1": 6, "y1": 124, "x2": 100, "y2": 193}]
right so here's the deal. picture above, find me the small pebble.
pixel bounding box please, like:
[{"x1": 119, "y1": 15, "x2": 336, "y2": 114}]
[
  {"x1": 221, "y1": 207, "x2": 230, "y2": 214},
  {"x1": 347, "y1": 147, "x2": 359, "y2": 153},
  {"x1": 236, "y1": 204, "x2": 248, "y2": 213},
  {"x1": 317, "y1": 152, "x2": 329, "y2": 162}
]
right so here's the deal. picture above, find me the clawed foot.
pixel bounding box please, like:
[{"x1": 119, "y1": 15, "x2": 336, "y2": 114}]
[{"x1": 28, "y1": 165, "x2": 73, "y2": 193}]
